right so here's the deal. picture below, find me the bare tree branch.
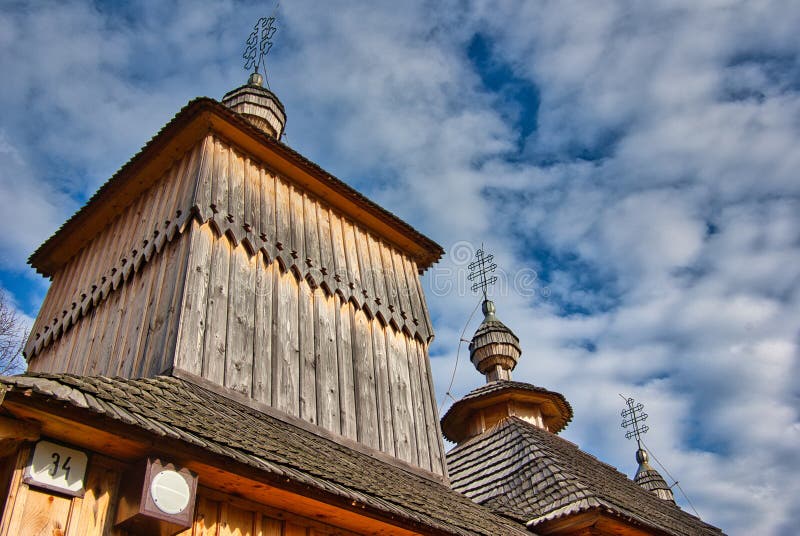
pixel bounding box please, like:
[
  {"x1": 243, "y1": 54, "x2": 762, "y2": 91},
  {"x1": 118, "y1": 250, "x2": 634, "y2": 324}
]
[{"x1": 0, "y1": 290, "x2": 27, "y2": 375}]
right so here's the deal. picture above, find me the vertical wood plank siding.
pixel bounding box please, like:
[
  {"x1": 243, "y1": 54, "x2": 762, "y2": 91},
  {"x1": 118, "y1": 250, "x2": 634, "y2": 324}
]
[{"x1": 26, "y1": 134, "x2": 445, "y2": 476}]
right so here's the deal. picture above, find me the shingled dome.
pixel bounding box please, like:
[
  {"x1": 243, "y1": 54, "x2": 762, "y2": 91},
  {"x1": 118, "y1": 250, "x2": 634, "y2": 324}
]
[
  {"x1": 469, "y1": 300, "x2": 521, "y2": 382},
  {"x1": 222, "y1": 72, "x2": 286, "y2": 138},
  {"x1": 634, "y1": 448, "x2": 676, "y2": 503}
]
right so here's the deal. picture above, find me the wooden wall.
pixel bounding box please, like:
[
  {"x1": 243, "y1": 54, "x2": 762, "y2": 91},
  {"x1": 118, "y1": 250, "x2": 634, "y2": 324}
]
[
  {"x1": 25, "y1": 133, "x2": 446, "y2": 476},
  {"x1": 28, "y1": 134, "x2": 434, "y2": 368},
  {"x1": 0, "y1": 446, "x2": 363, "y2": 536},
  {"x1": 26, "y1": 233, "x2": 189, "y2": 379},
  {"x1": 174, "y1": 222, "x2": 446, "y2": 475}
]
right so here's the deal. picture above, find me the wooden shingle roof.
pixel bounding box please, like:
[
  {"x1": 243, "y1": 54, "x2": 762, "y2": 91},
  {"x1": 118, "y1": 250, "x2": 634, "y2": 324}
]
[
  {"x1": 0, "y1": 374, "x2": 528, "y2": 536},
  {"x1": 447, "y1": 417, "x2": 724, "y2": 536}
]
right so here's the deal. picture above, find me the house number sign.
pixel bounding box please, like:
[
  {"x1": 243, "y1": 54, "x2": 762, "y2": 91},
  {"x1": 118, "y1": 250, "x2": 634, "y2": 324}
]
[{"x1": 24, "y1": 439, "x2": 89, "y2": 497}]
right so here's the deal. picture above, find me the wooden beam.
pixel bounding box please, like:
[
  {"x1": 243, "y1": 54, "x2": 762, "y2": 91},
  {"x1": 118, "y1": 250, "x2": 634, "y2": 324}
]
[{"x1": 0, "y1": 415, "x2": 40, "y2": 458}]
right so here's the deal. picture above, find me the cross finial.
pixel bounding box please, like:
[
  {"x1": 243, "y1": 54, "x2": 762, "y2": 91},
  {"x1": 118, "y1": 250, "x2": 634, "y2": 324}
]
[
  {"x1": 621, "y1": 396, "x2": 649, "y2": 449},
  {"x1": 243, "y1": 15, "x2": 278, "y2": 85},
  {"x1": 468, "y1": 246, "x2": 498, "y2": 300}
]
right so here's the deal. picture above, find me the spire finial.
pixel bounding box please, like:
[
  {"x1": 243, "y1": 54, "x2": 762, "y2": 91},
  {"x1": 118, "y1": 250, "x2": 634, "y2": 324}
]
[
  {"x1": 620, "y1": 396, "x2": 649, "y2": 451},
  {"x1": 468, "y1": 245, "x2": 497, "y2": 303},
  {"x1": 242, "y1": 12, "x2": 278, "y2": 88},
  {"x1": 620, "y1": 395, "x2": 677, "y2": 503}
]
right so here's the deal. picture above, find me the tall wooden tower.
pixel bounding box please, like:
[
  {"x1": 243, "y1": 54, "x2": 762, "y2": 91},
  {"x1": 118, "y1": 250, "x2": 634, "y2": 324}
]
[{"x1": 23, "y1": 75, "x2": 447, "y2": 478}]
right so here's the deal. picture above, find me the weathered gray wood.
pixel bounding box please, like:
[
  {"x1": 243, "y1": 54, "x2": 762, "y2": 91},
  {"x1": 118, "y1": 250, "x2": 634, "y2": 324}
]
[
  {"x1": 316, "y1": 206, "x2": 334, "y2": 285},
  {"x1": 87, "y1": 264, "x2": 124, "y2": 374},
  {"x1": 298, "y1": 279, "x2": 316, "y2": 424},
  {"x1": 274, "y1": 269, "x2": 300, "y2": 417},
  {"x1": 228, "y1": 149, "x2": 245, "y2": 238},
  {"x1": 342, "y1": 220, "x2": 362, "y2": 294},
  {"x1": 211, "y1": 138, "x2": 230, "y2": 217},
  {"x1": 174, "y1": 221, "x2": 213, "y2": 376},
  {"x1": 314, "y1": 289, "x2": 339, "y2": 433},
  {"x1": 335, "y1": 296, "x2": 357, "y2": 440},
  {"x1": 387, "y1": 328, "x2": 417, "y2": 465},
  {"x1": 417, "y1": 337, "x2": 446, "y2": 475},
  {"x1": 226, "y1": 244, "x2": 256, "y2": 395},
  {"x1": 391, "y1": 248, "x2": 412, "y2": 321},
  {"x1": 370, "y1": 318, "x2": 394, "y2": 455},
  {"x1": 355, "y1": 228, "x2": 375, "y2": 303},
  {"x1": 289, "y1": 185, "x2": 305, "y2": 266},
  {"x1": 68, "y1": 300, "x2": 96, "y2": 374},
  {"x1": 157, "y1": 230, "x2": 193, "y2": 375},
  {"x1": 405, "y1": 331, "x2": 431, "y2": 471},
  {"x1": 379, "y1": 242, "x2": 399, "y2": 315},
  {"x1": 252, "y1": 256, "x2": 274, "y2": 405},
  {"x1": 403, "y1": 255, "x2": 426, "y2": 335},
  {"x1": 25, "y1": 132, "x2": 450, "y2": 478},
  {"x1": 303, "y1": 194, "x2": 321, "y2": 272},
  {"x1": 259, "y1": 169, "x2": 277, "y2": 247},
  {"x1": 202, "y1": 233, "x2": 231, "y2": 385},
  {"x1": 116, "y1": 260, "x2": 156, "y2": 378},
  {"x1": 142, "y1": 227, "x2": 190, "y2": 377},
  {"x1": 351, "y1": 307, "x2": 379, "y2": 449},
  {"x1": 243, "y1": 155, "x2": 258, "y2": 241},
  {"x1": 274, "y1": 176, "x2": 291, "y2": 258},
  {"x1": 367, "y1": 234, "x2": 387, "y2": 311},
  {"x1": 192, "y1": 135, "x2": 215, "y2": 220},
  {"x1": 329, "y1": 214, "x2": 347, "y2": 288},
  {"x1": 136, "y1": 231, "x2": 174, "y2": 377}
]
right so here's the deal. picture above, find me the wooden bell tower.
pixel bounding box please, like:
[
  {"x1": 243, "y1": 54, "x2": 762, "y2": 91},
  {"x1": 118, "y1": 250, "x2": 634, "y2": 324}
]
[{"x1": 23, "y1": 74, "x2": 447, "y2": 478}]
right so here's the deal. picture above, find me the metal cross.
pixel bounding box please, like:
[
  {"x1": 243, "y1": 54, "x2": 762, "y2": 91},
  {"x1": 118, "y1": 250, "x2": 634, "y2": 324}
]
[
  {"x1": 243, "y1": 16, "x2": 278, "y2": 75},
  {"x1": 621, "y1": 396, "x2": 649, "y2": 448},
  {"x1": 468, "y1": 247, "x2": 498, "y2": 299}
]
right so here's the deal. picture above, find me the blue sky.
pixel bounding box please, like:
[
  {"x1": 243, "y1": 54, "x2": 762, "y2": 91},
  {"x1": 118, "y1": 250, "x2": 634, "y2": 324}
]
[{"x1": 1, "y1": 1, "x2": 799, "y2": 533}]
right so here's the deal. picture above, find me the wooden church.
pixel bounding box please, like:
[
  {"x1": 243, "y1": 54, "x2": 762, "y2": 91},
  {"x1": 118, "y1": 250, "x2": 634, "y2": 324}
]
[{"x1": 0, "y1": 54, "x2": 724, "y2": 535}]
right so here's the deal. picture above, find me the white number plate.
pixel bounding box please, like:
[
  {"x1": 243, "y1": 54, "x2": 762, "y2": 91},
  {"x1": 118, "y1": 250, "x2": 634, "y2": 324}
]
[{"x1": 24, "y1": 440, "x2": 89, "y2": 497}]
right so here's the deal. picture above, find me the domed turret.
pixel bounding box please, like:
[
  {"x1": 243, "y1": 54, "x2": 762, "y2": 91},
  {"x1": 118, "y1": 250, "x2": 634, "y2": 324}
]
[
  {"x1": 441, "y1": 297, "x2": 572, "y2": 444},
  {"x1": 222, "y1": 73, "x2": 286, "y2": 139},
  {"x1": 634, "y1": 448, "x2": 676, "y2": 503},
  {"x1": 469, "y1": 300, "x2": 521, "y2": 382}
]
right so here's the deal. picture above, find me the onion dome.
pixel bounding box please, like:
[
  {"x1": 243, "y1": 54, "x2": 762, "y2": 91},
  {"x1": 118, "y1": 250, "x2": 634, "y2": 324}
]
[
  {"x1": 634, "y1": 448, "x2": 676, "y2": 503},
  {"x1": 222, "y1": 72, "x2": 286, "y2": 139},
  {"x1": 441, "y1": 299, "x2": 573, "y2": 445},
  {"x1": 469, "y1": 300, "x2": 521, "y2": 382}
]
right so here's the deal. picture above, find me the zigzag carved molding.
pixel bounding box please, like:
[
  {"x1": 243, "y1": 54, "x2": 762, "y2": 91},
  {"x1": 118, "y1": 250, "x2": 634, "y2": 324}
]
[{"x1": 27, "y1": 205, "x2": 433, "y2": 360}]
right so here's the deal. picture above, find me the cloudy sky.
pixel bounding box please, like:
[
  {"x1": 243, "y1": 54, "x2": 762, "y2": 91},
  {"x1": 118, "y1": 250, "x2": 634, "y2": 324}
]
[{"x1": 1, "y1": 1, "x2": 799, "y2": 533}]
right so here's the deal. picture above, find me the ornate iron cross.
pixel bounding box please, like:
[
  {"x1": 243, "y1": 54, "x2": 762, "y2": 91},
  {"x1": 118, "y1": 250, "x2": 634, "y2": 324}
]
[
  {"x1": 621, "y1": 397, "x2": 649, "y2": 448},
  {"x1": 243, "y1": 16, "x2": 278, "y2": 75},
  {"x1": 468, "y1": 247, "x2": 498, "y2": 299}
]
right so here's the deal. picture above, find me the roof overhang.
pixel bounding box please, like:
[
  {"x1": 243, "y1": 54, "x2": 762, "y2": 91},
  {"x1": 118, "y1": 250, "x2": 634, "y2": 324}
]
[
  {"x1": 29, "y1": 98, "x2": 443, "y2": 277},
  {"x1": 442, "y1": 383, "x2": 572, "y2": 443},
  {"x1": 0, "y1": 381, "x2": 522, "y2": 536}
]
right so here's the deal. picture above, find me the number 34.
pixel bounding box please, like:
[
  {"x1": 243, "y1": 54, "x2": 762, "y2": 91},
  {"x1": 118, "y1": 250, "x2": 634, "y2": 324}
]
[{"x1": 50, "y1": 452, "x2": 72, "y2": 480}]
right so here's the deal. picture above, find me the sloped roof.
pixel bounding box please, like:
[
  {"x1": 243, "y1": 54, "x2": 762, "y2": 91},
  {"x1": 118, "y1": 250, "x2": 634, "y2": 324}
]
[
  {"x1": 441, "y1": 381, "x2": 573, "y2": 441},
  {"x1": 447, "y1": 417, "x2": 723, "y2": 536},
  {"x1": 28, "y1": 97, "x2": 443, "y2": 276},
  {"x1": 0, "y1": 374, "x2": 528, "y2": 536}
]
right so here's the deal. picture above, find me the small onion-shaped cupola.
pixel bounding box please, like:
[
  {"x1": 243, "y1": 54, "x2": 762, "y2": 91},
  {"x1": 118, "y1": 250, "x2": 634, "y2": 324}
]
[
  {"x1": 634, "y1": 448, "x2": 676, "y2": 503},
  {"x1": 469, "y1": 300, "x2": 521, "y2": 382},
  {"x1": 222, "y1": 72, "x2": 287, "y2": 139},
  {"x1": 441, "y1": 299, "x2": 573, "y2": 445}
]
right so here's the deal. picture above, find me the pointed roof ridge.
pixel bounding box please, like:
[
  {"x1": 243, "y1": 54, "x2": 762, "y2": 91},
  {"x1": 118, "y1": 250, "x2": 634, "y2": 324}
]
[
  {"x1": 446, "y1": 417, "x2": 723, "y2": 536},
  {"x1": 28, "y1": 97, "x2": 443, "y2": 277}
]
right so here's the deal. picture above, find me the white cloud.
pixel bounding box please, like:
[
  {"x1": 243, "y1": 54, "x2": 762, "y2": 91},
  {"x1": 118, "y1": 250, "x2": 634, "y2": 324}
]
[{"x1": 1, "y1": 1, "x2": 798, "y2": 533}]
